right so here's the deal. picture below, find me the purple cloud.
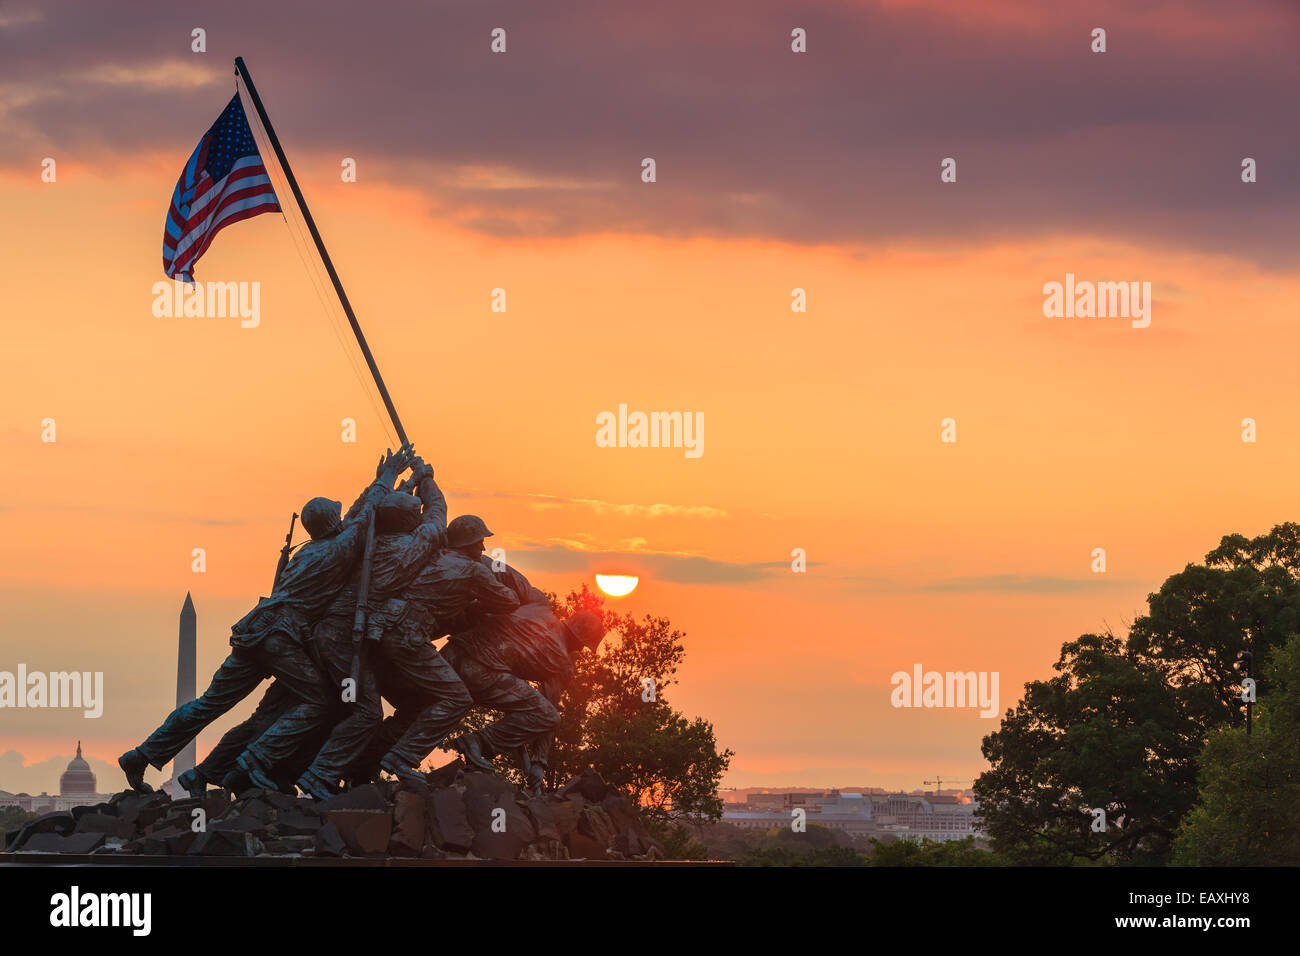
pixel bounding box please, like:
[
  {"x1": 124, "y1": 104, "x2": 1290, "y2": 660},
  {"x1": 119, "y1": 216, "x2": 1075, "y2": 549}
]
[{"x1": 2, "y1": 0, "x2": 1297, "y2": 263}]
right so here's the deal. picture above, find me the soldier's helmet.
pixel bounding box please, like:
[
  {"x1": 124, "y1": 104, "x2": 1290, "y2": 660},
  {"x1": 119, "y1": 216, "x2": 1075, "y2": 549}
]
[
  {"x1": 301, "y1": 497, "x2": 343, "y2": 539},
  {"x1": 561, "y1": 609, "x2": 606, "y2": 652},
  {"x1": 446, "y1": 515, "x2": 493, "y2": 548},
  {"x1": 376, "y1": 492, "x2": 421, "y2": 533}
]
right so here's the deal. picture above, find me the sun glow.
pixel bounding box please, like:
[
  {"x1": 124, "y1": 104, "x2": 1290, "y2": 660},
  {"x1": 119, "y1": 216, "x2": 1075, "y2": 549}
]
[{"x1": 595, "y1": 574, "x2": 639, "y2": 597}]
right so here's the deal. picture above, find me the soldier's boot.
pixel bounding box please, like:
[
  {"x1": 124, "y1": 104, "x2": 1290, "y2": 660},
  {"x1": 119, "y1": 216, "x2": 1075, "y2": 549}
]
[
  {"x1": 221, "y1": 768, "x2": 251, "y2": 793},
  {"x1": 523, "y1": 759, "x2": 546, "y2": 798},
  {"x1": 117, "y1": 749, "x2": 154, "y2": 793},
  {"x1": 296, "y1": 769, "x2": 339, "y2": 801},
  {"x1": 449, "y1": 733, "x2": 496, "y2": 773},
  {"x1": 235, "y1": 752, "x2": 279, "y2": 792},
  {"x1": 176, "y1": 768, "x2": 207, "y2": 799},
  {"x1": 343, "y1": 749, "x2": 383, "y2": 787},
  {"x1": 344, "y1": 763, "x2": 381, "y2": 788},
  {"x1": 378, "y1": 752, "x2": 427, "y2": 788}
]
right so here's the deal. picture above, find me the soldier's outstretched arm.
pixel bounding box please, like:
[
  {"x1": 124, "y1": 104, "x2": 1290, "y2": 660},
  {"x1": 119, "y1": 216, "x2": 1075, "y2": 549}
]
[
  {"x1": 342, "y1": 443, "x2": 414, "y2": 524},
  {"x1": 412, "y1": 458, "x2": 446, "y2": 534},
  {"x1": 417, "y1": 476, "x2": 445, "y2": 524},
  {"x1": 478, "y1": 555, "x2": 544, "y2": 605},
  {"x1": 520, "y1": 585, "x2": 549, "y2": 606},
  {"x1": 382, "y1": 458, "x2": 447, "y2": 572},
  {"x1": 469, "y1": 560, "x2": 523, "y2": 616}
]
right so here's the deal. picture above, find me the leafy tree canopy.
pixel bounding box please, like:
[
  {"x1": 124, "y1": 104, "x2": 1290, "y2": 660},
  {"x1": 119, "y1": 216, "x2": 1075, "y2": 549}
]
[
  {"x1": 1172, "y1": 634, "x2": 1300, "y2": 865},
  {"x1": 977, "y1": 524, "x2": 1300, "y2": 864}
]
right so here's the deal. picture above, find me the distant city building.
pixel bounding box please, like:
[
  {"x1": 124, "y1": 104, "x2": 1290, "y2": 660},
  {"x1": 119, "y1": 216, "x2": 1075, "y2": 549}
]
[
  {"x1": 60, "y1": 740, "x2": 97, "y2": 796},
  {"x1": 721, "y1": 788, "x2": 985, "y2": 843},
  {"x1": 746, "y1": 791, "x2": 827, "y2": 810},
  {"x1": 0, "y1": 741, "x2": 109, "y2": 813}
]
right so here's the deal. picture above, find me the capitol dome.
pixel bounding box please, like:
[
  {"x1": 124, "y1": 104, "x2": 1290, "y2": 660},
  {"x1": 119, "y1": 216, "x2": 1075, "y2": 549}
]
[{"x1": 59, "y1": 741, "x2": 98, "y2": 796}]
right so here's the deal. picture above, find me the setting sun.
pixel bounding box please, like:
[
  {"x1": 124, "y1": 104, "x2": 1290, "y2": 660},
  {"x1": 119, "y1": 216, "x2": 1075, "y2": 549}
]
[{"x1": 595, "y1": 574, "x2": 639, "y2": 597}]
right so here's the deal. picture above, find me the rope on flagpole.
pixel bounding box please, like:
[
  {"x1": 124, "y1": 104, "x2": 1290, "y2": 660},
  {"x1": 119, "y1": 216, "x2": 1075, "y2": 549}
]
[
  {"x1": 237, "y1": 77, "x2": 399, "y2": 449},
  {"x1": 240, "y1": 78, "x2": 394, "y2": 443},
  {"x1": 233, "y1": 57, "x2": 410, "y2": 449}
]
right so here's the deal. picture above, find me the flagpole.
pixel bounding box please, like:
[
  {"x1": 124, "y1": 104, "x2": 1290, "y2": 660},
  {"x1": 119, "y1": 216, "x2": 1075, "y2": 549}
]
[{"x1": 233, "y1": 56, "x2": 410, "y2": 447}]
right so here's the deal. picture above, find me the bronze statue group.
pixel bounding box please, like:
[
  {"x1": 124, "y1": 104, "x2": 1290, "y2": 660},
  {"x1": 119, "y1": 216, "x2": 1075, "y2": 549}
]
[{"x1": 119, "y1": 445, "x2": 605, "y2": 800}]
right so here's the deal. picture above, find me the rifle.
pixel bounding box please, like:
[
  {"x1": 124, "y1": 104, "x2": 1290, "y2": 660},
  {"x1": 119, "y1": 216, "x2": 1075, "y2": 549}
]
[
  {"x1": 271, "y1": 511, "x2": 298, "y2": 592},
  {"x1": 348, "y1": 511, "x2": 378, "y2": 696}
]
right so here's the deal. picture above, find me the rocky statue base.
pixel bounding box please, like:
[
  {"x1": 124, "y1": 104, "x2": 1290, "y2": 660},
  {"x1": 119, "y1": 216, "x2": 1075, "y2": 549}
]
[{"x1": 2, "y1": 765, "x2": 666, "y2": 863}]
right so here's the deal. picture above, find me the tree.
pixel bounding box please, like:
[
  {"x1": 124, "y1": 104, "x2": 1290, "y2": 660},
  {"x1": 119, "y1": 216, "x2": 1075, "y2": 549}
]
[
  {"x1": 976, "y1": 632, "x2": 1195, "y2": 864},
  {"x1": 977, "y1": 524, "x2": 1300, "y2": 865},
  {"x1": 447, "y1": 585, "x2": 733, "y2": 834},
  {"x1": 1172, "y1": 634, "x2": 1300, "y2": 865},
  {"x1": 866, "y1": 835, "x2": 1003, "y2": 866},
  {"x1": 1126, "y1": 526, "x2": 1300, "y2": 731},
  {"x1": 0, "y1": 807, "x2": 39, "y2": 846},
  {"x1": 735, "y1": 824, "x2": 867, "y2": 867},
  {"x1": 544, "y1": 586, "x2": 734, "y2": 829}
]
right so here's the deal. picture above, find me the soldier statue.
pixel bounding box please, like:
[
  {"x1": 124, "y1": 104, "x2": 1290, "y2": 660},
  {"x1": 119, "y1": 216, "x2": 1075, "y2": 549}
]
[
  {"x1": 444, "y1": 598, "x2": 606, "y2": 796},
  {"x1": 117, "y1": 445, "x2": 414, "y2": 792}
]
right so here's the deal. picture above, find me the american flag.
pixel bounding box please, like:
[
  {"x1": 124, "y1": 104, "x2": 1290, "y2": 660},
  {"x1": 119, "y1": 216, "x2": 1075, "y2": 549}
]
[{"x1": 162, "y1": 93, "x2": 281, "y2": 281}]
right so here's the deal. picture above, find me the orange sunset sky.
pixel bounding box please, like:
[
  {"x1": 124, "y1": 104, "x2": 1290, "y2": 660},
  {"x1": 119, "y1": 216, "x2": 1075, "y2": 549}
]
[{"x1": 3, "y1": 0, "x2": 1300, "y2": 795}]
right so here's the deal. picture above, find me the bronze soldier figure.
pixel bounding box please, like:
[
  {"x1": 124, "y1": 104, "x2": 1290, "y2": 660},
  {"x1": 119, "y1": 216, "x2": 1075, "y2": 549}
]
[
  {"x1": 344, "y1": 514, "x2": 524, "y2": 788},
  {"x1": 117, "y1": 446, "x2": 413, "y2": 793},
  {"x1": 176, "y1": 679, "x2": 314, "y2": 795},
  {"x1": 290, "y1": 458, "x2": 471, "y2": 797},
  {"x1": 444, "y1": 602, "x2": 606, "y2": 796}
]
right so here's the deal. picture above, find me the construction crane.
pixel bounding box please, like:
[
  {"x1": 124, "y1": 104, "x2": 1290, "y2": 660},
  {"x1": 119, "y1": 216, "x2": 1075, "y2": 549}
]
[{"x1": 923, "y1": 776, "x2": 972, "y2": 792}]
